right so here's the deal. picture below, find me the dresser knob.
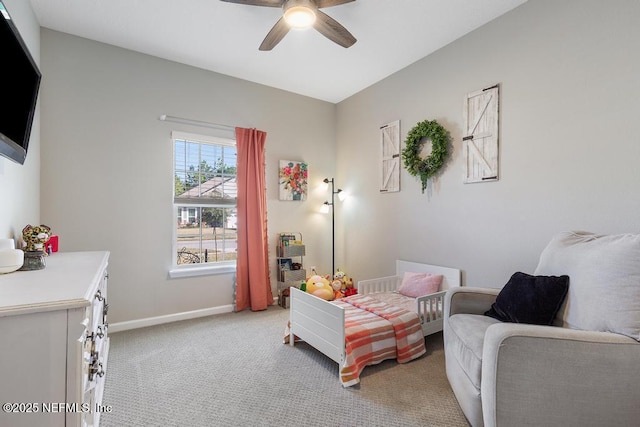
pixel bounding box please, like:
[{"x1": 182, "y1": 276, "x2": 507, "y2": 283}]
[
  {"x1": 96, "y1": 362, "x2": 105, "y2": 378},
  {"x1": 96, "y1": 326, "x2": 104, "y2": 339},
  {"x1": 88, "y1": 351, "x2": 100, "y2": 381},
  {"x1": 95, "y1": 290, "x2": 104, "y2": 301}
]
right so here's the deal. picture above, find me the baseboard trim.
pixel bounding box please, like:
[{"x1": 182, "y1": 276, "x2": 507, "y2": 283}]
[{"x1": 108, "y1": 305, "x2": 234, "y2": 333}]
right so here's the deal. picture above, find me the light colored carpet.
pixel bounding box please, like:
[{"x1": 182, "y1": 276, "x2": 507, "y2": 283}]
[{"x1": 101, "y1": 306, "x2": 469, "y2": 427}]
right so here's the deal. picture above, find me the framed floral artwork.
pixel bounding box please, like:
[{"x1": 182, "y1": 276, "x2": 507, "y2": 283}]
[{"x1": 279, "y1": 160, "x2": 308, "y2": 201}]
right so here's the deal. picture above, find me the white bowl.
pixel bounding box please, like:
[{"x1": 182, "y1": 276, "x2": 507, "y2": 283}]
[
  {"x1": 0, "y1": 238, "x2": 15, "y2": 251},
  {"x1": 0, "y1": 249, "x2": 24, "y2": 274}
]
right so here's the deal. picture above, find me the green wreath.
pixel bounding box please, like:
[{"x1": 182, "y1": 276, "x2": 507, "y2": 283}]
[{"x1": 401, "y1": 120, "x2": 449, "y2": 193}]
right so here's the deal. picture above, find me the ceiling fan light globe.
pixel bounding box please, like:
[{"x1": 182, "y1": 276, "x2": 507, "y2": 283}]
[{"x1": 284, "y1": 6, "x2": 316, "y2": 29}]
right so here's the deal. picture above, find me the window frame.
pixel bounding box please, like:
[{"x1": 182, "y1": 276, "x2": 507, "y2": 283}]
[{"x1": 169, "y1": 131, "x2": 237, "y2": 278}]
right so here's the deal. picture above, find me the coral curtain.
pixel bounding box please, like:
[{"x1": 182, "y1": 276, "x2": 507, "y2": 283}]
[{"x1": 235, "y1": 127, "x2": 273, "y2": 311}]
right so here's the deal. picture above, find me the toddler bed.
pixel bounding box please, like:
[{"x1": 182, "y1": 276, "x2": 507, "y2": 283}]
[
  {"x1": 287, "y1": 260, "x2": 461, "y2": 387},
  {"x1": 358, "y1": 260, "x2": 461, "y2": 336}
]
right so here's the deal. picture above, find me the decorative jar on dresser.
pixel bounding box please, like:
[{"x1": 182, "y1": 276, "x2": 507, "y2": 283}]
[{"x1": 0, "y1": 251, "x2": 110, "y2": 427}]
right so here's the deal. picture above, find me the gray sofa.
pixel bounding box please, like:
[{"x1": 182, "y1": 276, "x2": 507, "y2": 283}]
[{"x1": 444, "y1": 231, "x2": 640, "y2": 427}]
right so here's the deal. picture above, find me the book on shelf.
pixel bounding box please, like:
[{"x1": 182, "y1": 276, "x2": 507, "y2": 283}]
[{"x1": 279, "y1": 233, "x2": 302, "y2": 247}]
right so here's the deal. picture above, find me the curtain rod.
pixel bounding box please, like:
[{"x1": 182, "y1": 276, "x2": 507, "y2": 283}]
[{"x1": 159, "y1": 114, "x2": 236, "y2": 132}]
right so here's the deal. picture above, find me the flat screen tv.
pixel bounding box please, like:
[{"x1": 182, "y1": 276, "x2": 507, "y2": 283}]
[{"x1": 0, "y1": 1, "x2": 41, "y2": 165}]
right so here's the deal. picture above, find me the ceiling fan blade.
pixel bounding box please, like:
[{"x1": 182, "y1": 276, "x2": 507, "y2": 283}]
[
  {"x1": 316, "y1": 0, "x2": 355, "y2": 9},
  {"x1": 259, "y1": 17, "x2": 291, "y2": 51},
  {"x1": 313, "y1": 9, "x2": 356, "y2": 48},
  {"x1": 219, "y1": 0, "x2": 282, "y2": 7}
]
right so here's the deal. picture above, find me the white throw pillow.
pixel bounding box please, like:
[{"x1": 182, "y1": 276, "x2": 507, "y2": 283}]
[{"x1": 534, "y1": 230, "x2": 640, "y2": 341}]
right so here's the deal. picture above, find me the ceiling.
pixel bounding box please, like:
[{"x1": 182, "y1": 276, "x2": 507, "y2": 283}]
[{"x1": 28, "y1": 0, "x2": 527, "y2": 104}]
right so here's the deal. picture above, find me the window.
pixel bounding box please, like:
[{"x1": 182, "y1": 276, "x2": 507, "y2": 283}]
[{"x1": 172, "y1": 131, "x2": 237, "y2": 275}]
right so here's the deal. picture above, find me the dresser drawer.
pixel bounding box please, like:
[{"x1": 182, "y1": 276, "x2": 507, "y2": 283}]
[{"x1": 0, "y1": 251, "x2": 110, "y2": 427}]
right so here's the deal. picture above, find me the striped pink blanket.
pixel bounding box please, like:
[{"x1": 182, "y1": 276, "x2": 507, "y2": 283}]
[{"x1": 333, "y1": 294, "x2": 426, "y2": 387}]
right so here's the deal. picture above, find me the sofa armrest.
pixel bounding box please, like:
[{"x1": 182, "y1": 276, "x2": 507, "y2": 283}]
[
  {"x1": 444, "y1": 287, "x2": 500, "y2": 318},
  {"x1": 481, "y1": 323, "x2": 640, "y2": 427}
]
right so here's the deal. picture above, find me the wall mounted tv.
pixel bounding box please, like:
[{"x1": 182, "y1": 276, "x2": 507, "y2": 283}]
[{"x1": 0, "y1": 1, "x2": 41, "y2": 165}]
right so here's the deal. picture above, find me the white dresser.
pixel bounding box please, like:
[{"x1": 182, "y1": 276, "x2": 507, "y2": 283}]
[{"x1": 0, "y1": 251, "x2": 110, "y2": 427}]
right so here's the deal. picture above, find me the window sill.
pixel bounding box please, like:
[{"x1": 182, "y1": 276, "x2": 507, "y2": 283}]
[{"x1": 169, "y1": 262, "x2": 236, "y2": 279}]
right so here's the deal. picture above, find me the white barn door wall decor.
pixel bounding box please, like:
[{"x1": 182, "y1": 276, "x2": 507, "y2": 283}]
[
  {"x1": 463, "y1": 84, "x2": 499, "y2": 183},
  {"x1": 380, "y1": 120, "x2": 400, "y2": 193}
]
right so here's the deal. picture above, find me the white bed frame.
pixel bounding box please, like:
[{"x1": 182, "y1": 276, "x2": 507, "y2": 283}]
[{"x1": 288, "y1": 260, "x2": 461, "y2": 368}]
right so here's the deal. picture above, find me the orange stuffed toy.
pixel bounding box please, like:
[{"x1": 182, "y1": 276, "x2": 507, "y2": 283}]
[{"x1": 306, "y1": 274, "x2": 334, "y2": 300}]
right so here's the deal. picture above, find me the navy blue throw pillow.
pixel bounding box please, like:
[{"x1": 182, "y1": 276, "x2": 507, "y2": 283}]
[{"x1": 484, "y1": 272, "x2": 569, "y2": 325}]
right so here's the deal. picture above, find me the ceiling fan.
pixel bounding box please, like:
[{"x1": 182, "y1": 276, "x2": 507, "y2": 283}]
[{"x1": 220, "y1": 0, "x2": 357, "y2": 51}]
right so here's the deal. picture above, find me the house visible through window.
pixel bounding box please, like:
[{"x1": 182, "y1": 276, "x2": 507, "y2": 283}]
[{"x1": 173, "y1": 131, "x2": 237, "y2": 268}]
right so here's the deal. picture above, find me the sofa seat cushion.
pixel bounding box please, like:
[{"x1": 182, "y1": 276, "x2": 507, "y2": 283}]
[{"x1": 447, "y1": 313, "x2": 502, "y2": 389}]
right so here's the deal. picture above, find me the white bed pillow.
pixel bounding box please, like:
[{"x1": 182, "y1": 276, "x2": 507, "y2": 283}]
[{"x1": 398, "y1": 272, "x2": 443, "y2": 298}]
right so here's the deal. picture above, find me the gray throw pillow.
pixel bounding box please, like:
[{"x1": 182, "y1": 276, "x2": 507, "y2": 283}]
[{"x1": 534, "y1": 231, "x2": 640, "y2": 341}]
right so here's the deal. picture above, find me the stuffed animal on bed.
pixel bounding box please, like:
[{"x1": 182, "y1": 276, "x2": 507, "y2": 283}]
[
  {"x1": 306, "y1": 274, "x2": 334, "y2": 300},
  {"x1": 331, "y1": 279, "x2": 345, "y2": 299},
  {"x1": 343, "y1": 277, "x2": 357, "y2": 296},
  {"x1": 331, "y1": 269, "x2": 348, "y2": 299}
]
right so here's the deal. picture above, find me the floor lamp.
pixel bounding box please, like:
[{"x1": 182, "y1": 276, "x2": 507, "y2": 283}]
[{"x1": 321, "y1": 177, "x2": 343, "y2": 276}]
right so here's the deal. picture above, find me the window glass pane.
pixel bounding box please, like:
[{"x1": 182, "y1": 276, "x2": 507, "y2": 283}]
[
  {"x1": 203, "y1": 207, "x2": 237, "y2": 263},
  {"x1": 176, "y1": 206, "x2": 237, "y2": 265},
  {"x1": 174, "y1": 134, "x2": 237, "y2": 267},
  {"x1": 177, "y1": 207, "x2": 202, "y2": 265},
  {"x1": 174, "y1": 139, "x2": 237, "y2": 201},
  {"x1": 201, "y1": 143, "x2": 220, "y2": 172}
]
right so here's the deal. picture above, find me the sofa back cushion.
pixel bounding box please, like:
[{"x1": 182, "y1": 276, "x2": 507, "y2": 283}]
[{"x1": 534, "y1": 231, "x2": 640, "y2": 341}]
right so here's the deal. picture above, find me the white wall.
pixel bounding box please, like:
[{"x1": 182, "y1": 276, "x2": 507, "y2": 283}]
[
  {"x1": 38, "y1": 0, "x2": 640, "y2": 324},
  {"x1": 39, "y1": 30, "x2": 336, "y2": 323},
  {"x1": 0, "y1": 0, "x2": 40, "y2": 241},
  {"x1": 335, "y1": 0, "x2": 640, "y2": 287}
]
